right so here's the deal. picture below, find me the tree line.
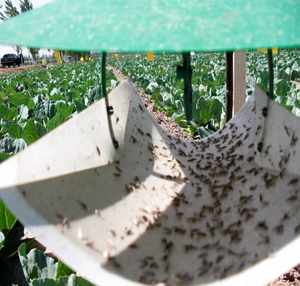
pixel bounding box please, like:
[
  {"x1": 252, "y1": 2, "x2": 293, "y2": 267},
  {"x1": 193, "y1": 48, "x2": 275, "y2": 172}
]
[{"x1": 0, "y1": 0, "x2": 40, "y2": 59}]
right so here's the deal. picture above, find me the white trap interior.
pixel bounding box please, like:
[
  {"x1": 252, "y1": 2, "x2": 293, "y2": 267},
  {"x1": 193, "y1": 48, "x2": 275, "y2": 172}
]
[{"x1": 1, "y1": 80, "x2": 300, "y2": 286}]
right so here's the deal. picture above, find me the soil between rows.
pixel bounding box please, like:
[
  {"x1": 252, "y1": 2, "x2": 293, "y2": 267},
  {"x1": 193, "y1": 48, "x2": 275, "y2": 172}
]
[{"x1": 0, "y1": 65, "x2": 45, "y2": 75}]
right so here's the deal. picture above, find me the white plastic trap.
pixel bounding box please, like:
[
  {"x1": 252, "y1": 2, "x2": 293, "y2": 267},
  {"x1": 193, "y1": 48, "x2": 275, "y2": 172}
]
[{"x1": 0, "y1": 80, "x2": 300, "y2": 286}]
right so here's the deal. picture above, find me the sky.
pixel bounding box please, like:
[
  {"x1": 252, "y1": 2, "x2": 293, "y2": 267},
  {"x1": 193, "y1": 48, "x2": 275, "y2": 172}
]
[{"x1": 0, "y1": 0, "x2": 55, "y2": 57}]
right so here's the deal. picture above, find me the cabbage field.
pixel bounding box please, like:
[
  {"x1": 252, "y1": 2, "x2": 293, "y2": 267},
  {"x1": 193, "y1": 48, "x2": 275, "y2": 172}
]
[
  {"x1": 0, "y1": 49, "x2": 300, "y2": 285},
  {"x1": 0, "y1": 61, "x2": 117, "y2": 163},
  {"x1": 1, "y1": 49, "x2": 300, "y2": 162},
  {"x1": 109, "y1": 49, "x2": 300, "y2": 136}
]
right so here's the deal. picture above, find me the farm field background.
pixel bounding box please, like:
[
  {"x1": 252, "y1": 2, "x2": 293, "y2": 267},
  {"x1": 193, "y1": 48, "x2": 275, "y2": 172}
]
[
  {"x1": 1, "y1": 49, "x2": 300, "y2": 161},
  {"x1": 0, "y1": 49, "x2": 300, "y2": 285},
  {"x1": 109, "y1": 49, "x2": 300, "y2": 136}
]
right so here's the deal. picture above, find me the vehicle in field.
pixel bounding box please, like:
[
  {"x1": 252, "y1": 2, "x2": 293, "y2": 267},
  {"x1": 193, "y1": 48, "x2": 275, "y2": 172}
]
[{"x1": 1, "y1": 53, "x2": 19, "y2": 67}]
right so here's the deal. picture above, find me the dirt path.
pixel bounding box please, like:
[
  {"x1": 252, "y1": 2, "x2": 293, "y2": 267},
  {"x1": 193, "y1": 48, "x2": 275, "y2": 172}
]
[
  {"x1": 0, "y1": 65, "x2": 44, "y2": 75},
  {"x1": 0, "y1": 63, "x2": 59, "y2": 75},
  {"x1": 108, "y1": 65, "x2": 192, "y2": 141}
]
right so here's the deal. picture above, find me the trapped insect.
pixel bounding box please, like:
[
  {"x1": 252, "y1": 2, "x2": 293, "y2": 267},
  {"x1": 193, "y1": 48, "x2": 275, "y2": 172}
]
[{"x1": 77, "y1": 200, "x2": 88, "y2": 210}]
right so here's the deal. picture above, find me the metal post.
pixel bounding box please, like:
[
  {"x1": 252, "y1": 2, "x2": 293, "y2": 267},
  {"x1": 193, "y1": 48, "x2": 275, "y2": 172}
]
[
  {"x1": 101, "y1": 52, "x2": 107, "y2": 98},
  {"x1": 101, "y1": 51, "x2": 119, "y2": 149},
  {"x1": 226, "y1": 52, "x2": 233, "y2": 122},
  {"x1": 182, "y1": 52, "x2": 193, "y2": 122},
  {"x1": 267, "y1": 49, "x2": 274, "y2": 99}
]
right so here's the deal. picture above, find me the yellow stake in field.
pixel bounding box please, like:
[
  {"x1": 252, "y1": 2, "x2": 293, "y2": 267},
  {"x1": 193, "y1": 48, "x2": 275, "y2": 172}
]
[
  {"x1": 257, "y1": 47, "x2": 278, "y2": 54},
  {"x1": 147, "y1": 52, "x2": 154, "y2": 61},
  {"x1": 54, "y1": 50, "x2": 62, "y2": 65}
]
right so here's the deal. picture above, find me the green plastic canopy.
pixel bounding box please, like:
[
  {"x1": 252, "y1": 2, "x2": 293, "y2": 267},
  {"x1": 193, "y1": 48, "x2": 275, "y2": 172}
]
[{"x1": 0, "y1": 0, "x2": 299, "y2": 52}]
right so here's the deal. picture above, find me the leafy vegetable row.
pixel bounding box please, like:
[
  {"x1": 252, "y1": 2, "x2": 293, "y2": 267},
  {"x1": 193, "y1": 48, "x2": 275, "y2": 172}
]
[
  {"x1": 0, "y1": 61, "x2": 117, "y2": 162},
  {"x1": 109, "y1": 50, "x2": 300, "y2": 137}
]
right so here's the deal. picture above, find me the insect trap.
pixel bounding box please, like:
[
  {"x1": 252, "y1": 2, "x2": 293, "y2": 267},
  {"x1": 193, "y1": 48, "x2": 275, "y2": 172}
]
[{"x1": 0, "y1": 0, "x2": 299, "y2": 286}]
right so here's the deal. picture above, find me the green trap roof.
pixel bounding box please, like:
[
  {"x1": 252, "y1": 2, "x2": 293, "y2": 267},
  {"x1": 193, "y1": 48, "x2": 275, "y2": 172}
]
[{"x1": 0, "y1": 0, "x2": 299, "y2": 52}]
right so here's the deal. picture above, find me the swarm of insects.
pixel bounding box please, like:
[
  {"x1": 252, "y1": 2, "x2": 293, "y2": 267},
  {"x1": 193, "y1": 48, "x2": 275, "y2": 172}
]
[{"x1": 15, "y1": 82, "x2": 300, "y2": 286}]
